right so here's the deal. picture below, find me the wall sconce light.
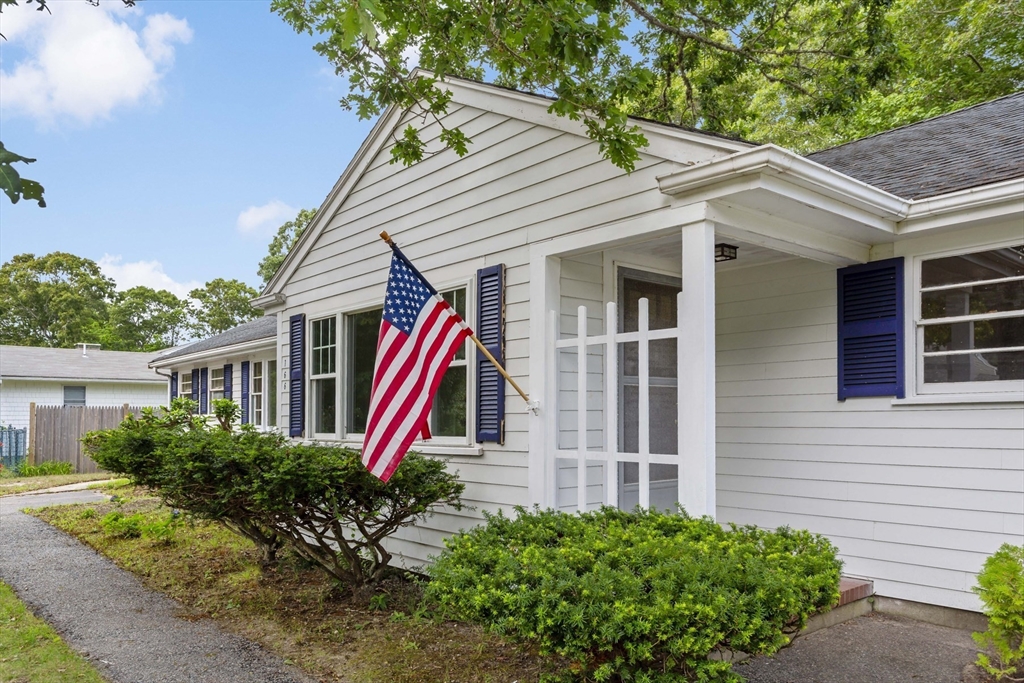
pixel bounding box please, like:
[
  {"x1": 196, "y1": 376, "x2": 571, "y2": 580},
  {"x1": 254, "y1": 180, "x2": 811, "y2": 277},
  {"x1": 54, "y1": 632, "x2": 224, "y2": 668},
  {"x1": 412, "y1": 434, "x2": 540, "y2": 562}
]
[{"x1": 714, "y1": 243, "x2": 738, "y2": 262}]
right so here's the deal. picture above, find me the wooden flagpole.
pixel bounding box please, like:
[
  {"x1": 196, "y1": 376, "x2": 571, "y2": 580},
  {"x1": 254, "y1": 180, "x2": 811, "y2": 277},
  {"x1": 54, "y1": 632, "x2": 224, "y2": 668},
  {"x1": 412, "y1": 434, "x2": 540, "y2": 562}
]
[{"x1": 379, "y1": 231, "x2": 530, "y2": 404}]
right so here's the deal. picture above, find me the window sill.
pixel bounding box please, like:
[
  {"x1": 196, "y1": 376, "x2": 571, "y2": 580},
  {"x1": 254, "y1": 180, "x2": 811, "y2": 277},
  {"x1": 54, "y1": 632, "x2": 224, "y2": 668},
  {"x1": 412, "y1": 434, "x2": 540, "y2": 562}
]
[
  {"x1": 892, "y1": 393, "x2": 1024, "y2": 406},
  {"x1": 336, "y1": 440, "x2": 484, "y2": 457}
]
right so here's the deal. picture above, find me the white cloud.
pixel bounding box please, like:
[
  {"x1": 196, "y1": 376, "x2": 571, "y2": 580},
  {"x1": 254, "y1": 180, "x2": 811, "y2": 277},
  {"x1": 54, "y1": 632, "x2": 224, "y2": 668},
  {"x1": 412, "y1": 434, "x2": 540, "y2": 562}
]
[
  {"x1": 236, "y1": 200, "x2": 298, "y2": 236},
  {"x1": 0, "y1": 3, "x2": 192, "y2": 125},
  {"x1": 98, "y1": 255, "x2": 201, "y2": 299}
]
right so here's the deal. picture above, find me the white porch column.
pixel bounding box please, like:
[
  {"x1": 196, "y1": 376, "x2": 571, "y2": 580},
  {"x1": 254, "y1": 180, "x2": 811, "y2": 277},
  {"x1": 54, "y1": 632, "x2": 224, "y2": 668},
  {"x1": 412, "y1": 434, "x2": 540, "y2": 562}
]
[
  {"x1": 528, "y1": 252, "x2": 561, "y2": 508},
  {"x1": 678, "y1": 218, "x2": 717, "y2": 518}
]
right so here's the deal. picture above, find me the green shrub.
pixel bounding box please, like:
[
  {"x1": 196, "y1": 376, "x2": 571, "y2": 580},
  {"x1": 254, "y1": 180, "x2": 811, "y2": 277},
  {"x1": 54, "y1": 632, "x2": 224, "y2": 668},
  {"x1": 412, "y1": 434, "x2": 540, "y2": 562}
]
[
  {"x1": 84, "y1": 398, "x2": 465, "y2": 586},
  {"x1": 973, "y1": 544, "x2": 1024, "y2": 680},
  {"x1": 142, "y1": 513, "x2": 181, "y2": 544},
  {"x1": 100, "y1": 511, "x2": 144, "y2": 539},
  {"x1": 17, "y1": 461, "x2": 74, "y2": 477},
  {"x1": 427, "y1": 507, "x2": 842, "y2": 683}
]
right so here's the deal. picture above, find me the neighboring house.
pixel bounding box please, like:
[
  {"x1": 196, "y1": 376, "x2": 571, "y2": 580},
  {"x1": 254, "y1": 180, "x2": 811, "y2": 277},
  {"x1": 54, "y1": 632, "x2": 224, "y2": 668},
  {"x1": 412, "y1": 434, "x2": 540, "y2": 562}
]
[
  {"x1": 0, "y1": 345, "x2": 168, "y2": 429},
  {"x1": 170, "y1": 80, "x2": 1024, "y2": 614},
  {"x1": 150, "y1": 316, "x2": 279, "y2": 429}
]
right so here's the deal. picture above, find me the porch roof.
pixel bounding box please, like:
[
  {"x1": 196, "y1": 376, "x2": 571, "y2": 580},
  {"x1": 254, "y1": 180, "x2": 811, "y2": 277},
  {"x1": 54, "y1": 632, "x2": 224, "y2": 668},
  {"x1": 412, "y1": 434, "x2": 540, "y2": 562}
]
[{"x1": 151, "y1": 316, "x2": 277, "y2": 366}]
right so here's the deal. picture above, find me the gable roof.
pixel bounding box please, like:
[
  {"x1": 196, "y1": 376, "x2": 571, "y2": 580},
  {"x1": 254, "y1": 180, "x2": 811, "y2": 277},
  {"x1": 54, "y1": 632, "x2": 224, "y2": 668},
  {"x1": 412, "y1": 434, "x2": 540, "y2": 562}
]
[
  {"x1": 807, "y1": 92, "x2": 1024, "y2": 199},
  {"x1": 153, "y1": 316, "x2": 277, "y2": 364},
  {"x1": 0, "y1": 345, "x2": 165, "y2": 383},
  {"x1": 254, "y1": 73, "x2": 754, "y2": 301}
]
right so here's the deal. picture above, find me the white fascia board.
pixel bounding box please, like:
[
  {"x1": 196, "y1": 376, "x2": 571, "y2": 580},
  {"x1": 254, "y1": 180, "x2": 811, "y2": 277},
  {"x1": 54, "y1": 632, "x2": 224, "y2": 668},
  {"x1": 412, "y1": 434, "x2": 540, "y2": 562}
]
[
  {"x1": 2, "y1": 376, "x2": 164, "y2": 384},
  {"x1": 259, "y1": 105, "x2": 406, "y2": 297},
  {"x1": 251, "y1": 292, "x2": 286, "y2": 310},
  {"x1": 149, "y1": 338, "x2": 276, "y2": 370},
  {"x1": 439, "y1": 76, "x2": 754, "y2": 159},
  {"x1": 657, "y1": 144, "x2": 910, "y2": 221},
  {"x1": 898, "y1": 178, "x2": 1024, "y2": 235}
]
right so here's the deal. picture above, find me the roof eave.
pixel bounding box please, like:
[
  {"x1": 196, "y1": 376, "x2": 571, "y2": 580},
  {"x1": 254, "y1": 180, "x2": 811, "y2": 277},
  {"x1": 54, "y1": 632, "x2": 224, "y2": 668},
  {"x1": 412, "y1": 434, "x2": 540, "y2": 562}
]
[{"x1": 150, "y1": 337, "x2": 277, "y2": 369}]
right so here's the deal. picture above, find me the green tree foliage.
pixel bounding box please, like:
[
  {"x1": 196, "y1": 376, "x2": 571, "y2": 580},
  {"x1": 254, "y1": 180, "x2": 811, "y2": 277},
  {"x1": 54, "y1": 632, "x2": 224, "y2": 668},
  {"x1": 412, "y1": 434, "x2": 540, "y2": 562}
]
[
  {"x1": 257, "y1": 207, "x2": 316, "y2": 287},
  {"x1": 188, "y1": 278, "x2": 260, "y2": 338},
  {"x1": 729, "y1": 0, "x2": 1024, "y2": 150},
  {"x1": 0, "y1": 252, "x2": 115, "y2": 347},
  {"x1": 96, "y1": 286, "x2": 190, "y2": 352},
  {"x1": 273, "y1": 0, "x2": 897, "y2": 171},
  {"x1": 973, "y1": 543, "x2": 1024, "y2": 680},
  {"x1": 428, "y1": 507, "x2": 842, "y2": 683}
]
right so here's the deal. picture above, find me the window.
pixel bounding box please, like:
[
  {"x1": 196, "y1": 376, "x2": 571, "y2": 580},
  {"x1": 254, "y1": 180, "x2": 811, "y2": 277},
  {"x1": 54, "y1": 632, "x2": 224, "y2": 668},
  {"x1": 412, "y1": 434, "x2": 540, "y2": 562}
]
[
  {"x1": 268, "y1": 360, "x2": 277, "y2": 427},
  {"x1": 180, "y1": 371, "x2": 192, "y2": 397},
  {"x1": 344, "y1": 286, "x2": 470, "y2": 440},
  {"x1": 63, "y1": 386, "x2": 86, "y2": 406},
  {"x1": 311, "y1": 317, "x2": 337, "y2": 435},
  {"x1": 432, "y1": 288, "x2": 468, "y2": 437},
  {"x1": 251, "y1": 361, "x2": 264, "y2": 426},
  {"x1": 209, "y1": 367, "x2": 225, "y2": 402},
  {"x1": 918, "y1": 244, "x2": 1023, "y2": 388}
]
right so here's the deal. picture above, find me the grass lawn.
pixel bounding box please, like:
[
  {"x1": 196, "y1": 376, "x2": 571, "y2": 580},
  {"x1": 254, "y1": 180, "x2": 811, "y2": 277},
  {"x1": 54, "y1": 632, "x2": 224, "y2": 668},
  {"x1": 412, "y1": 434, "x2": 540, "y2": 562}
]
[
  {"x1": 30, "y1": 486, "x2": 555, "y2": 683},
  {"x1": 0, "y1": 581, "x2": 108, "y2": 683},
  {"x1": 0, "y1": 472, "x2": 115, "y2": 497}
]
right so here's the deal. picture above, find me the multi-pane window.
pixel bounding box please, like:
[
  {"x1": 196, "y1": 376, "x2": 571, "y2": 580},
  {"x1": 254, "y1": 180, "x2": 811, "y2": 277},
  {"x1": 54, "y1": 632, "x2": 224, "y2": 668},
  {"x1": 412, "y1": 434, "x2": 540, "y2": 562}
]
[
  {"x1": 267, "y1": 360, "x2": 277, "y2": 427},
  {"x1": 345, "y1": 287, "x2": 469, "y2": 439},
  {"x1": 63, "y1": 386, "x2": 86, "y2": 406},
  {"x1": 180, "y1": 371, "x2": 192, "y2": 398},
  {"x1": 432, "y1": 288, "x2": 468, "y2": 437},
  {"x1": 919, "y1": 245, "x2": 1024, "y2": 385},
  {"x1": 311, "y1": 317, "x2": 337, "y2": 434},
  {"x1": 210, "y1": 368, "x2": 225, "y2": 401},
  {"x1": 346, "y1": 309, "x2": 382, "y2": 434},
  {"x1": 251, "y1": 362, "x2": 264, "y2": 426}
]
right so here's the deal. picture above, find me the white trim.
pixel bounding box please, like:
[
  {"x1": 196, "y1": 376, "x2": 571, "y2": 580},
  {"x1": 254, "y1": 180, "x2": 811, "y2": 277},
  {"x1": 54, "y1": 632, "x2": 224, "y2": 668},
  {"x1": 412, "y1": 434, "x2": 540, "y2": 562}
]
[
  {"x1": 892, "y1": 393, "x2": 1024, "y2": 405},
  {"x1": 2, "y1": 376, "x2": 165, "y2": 385},
  {"x1": 150, "y1": 337, "x2": 276, "y2": 369}
]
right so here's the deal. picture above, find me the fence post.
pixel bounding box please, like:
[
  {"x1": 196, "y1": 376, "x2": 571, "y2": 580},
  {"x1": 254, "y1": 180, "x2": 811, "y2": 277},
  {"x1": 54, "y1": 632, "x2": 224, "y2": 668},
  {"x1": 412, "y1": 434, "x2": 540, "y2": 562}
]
[
  {"x1": 122, "y1": 403, "x2": 130, "y2": 420},
  {"x1": 28, "y1": 402, "x2": 36, "y2": 466}
]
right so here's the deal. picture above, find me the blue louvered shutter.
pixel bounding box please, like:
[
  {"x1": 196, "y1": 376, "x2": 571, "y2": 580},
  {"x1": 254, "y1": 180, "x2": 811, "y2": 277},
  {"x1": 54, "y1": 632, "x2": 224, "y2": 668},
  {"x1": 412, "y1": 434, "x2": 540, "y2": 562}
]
[
  {"x1": 289, "y1": 314, "x2": 306, "y2": 437},
  {"x1": 199, "y1": 367, "x2": 209, "y2": 414},
  {"x1": 223, "y1": 364, "x2": 233, "y2": 401},
  {"x1": 476, "y1": 265, "x2": 506, "y2": 443},
  {"x1": 837, "y1": 257, "x2": 905, "y2": 400},
  {"x1": 170, "y1": 371, "x2": 178, "y2": 401},
  {"x1": 240, "y1": 361, "x2": 250, "y2": 425},
  {"x1": 191, "y1": 369, "x2": 200, "y2": 406}
]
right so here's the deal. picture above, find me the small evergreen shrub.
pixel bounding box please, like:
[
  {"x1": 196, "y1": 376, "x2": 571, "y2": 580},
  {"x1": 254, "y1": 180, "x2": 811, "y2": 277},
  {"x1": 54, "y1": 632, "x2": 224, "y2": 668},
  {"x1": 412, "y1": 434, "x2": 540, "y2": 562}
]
[
  {"x1": 17, "y1": 461, "x2": 74, "y2": 477},
  {"x1": 427, "y1": 507, "x2": 842, "y2": 683},
  {"x1": 973, "y1": 543, "x2": 1024, "y2": 680}
]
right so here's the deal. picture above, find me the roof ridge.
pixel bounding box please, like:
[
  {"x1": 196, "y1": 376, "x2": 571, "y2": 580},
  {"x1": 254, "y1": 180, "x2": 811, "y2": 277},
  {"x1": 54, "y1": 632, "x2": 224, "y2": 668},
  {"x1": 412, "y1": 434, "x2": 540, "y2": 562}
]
[{"x1": 807, "y1": 91, "x2": 1024, "y2": 156}]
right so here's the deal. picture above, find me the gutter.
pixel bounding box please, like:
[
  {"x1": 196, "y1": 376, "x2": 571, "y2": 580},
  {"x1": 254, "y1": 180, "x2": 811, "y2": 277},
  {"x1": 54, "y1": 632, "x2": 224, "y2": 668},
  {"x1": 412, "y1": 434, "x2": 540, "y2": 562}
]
[
  {"x1": 657, "y1": 144, "x2": 910, "y2": 220},
  {"x1": 149, "y1": 337, "x2": 276, "y2": 369}
]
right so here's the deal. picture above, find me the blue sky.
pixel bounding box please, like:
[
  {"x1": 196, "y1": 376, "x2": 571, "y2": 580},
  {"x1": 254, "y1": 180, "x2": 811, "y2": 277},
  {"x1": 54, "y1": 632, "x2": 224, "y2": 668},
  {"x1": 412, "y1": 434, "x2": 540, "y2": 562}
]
[{"x1": 0, "y1": 0, "x2": 376, "y2": 296}]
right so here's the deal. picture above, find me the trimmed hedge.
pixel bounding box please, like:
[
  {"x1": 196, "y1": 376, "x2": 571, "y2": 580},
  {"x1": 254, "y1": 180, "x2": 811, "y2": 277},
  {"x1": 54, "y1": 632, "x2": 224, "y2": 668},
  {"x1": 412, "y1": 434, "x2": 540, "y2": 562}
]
[{"x1": 427, "y1": 506, "x2": 842, "y2": 683}]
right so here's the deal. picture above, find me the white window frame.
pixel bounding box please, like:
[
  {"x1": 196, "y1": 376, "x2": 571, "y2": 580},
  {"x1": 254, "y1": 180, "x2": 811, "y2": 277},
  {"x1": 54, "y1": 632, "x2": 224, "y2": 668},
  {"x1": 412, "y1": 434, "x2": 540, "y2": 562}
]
[
  {"x1": 179, "y1": 370, "x2": 192, "y2": 398},
  {"x1": 209, "y1": 367, "x2": 225, "y2": 402},
  {"x1": 338, "y1": 278, "x2": 476, "y2": 449},
  {"x1": 251, "y1": 361, "x2": 264, "y2": 427},
  {"x1": 63, "y1": 385, "x2": 87, "y2": 406},
  {"x1": 908, "y1": 240, "x2": 1024, "y2": 401},
  {"x1": 309, "y1": 315, "x2": 340, "y2": 439}
]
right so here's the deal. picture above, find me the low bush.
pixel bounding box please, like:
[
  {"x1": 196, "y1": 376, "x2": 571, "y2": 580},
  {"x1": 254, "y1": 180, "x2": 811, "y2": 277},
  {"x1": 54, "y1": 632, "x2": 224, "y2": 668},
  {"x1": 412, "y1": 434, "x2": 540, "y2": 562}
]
[
  {"x1": 17, "y1": 461, "x2": 74, "y2": 477},
  {"x1": 84, "y1": 397, "x2": 465, "y2": 587},
  {"x1": 427, "y1": 507, "x2": 842, "y2": 683},
  {"x1": 973, "y1": 543, "x2": 1024, "y2": 680}
]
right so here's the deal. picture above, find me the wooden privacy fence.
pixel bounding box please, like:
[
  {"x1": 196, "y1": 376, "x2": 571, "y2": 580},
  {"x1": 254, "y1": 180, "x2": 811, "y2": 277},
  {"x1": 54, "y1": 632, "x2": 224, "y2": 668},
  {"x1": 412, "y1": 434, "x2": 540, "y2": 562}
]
[{"x1": 29, "y1": 403, "x2": 141, "y2": 474}]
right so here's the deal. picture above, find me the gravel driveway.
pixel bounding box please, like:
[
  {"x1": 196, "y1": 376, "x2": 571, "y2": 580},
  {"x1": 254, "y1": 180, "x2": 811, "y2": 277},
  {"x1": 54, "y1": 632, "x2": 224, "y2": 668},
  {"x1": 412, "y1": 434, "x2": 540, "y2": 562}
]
[{"x1": 0, "y1": 491, "x2": 314, "y2": 683}]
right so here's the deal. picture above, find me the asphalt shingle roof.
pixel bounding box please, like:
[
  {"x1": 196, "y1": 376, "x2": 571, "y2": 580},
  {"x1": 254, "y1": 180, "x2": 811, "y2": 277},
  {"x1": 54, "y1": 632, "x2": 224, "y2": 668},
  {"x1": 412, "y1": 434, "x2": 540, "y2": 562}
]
[
  {"x1": 806, "y1": 92, "x2": 1024, "y2": 200},
  {"x1": 152, "y1": 316, "x2": 277, "y2": 364},
  {"x1": 0, "y1": 346, "x2": 165, "y2": 382}
]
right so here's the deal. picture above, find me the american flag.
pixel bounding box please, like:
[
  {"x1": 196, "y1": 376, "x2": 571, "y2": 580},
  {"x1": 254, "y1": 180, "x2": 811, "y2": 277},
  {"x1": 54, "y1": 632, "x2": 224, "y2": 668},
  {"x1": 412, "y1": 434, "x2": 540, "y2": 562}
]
[{"x1": 362, "y1": 250, "x2": 472, "y2": 481}]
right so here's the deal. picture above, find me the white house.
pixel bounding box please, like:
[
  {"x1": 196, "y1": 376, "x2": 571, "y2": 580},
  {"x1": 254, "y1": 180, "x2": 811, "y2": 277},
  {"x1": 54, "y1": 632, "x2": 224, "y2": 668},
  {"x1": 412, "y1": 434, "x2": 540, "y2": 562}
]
[
  {"x1": 158, "y1": 81, "x2": 1024, "y2": 615},
  {"x1": 0, "y1": 345, "x2": 168, "y2": 429}
]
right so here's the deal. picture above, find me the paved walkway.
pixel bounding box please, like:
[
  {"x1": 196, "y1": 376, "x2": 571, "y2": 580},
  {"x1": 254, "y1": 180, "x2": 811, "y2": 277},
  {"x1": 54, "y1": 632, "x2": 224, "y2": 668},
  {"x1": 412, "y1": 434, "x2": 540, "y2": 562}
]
[
  {"x1": 0, "y1": 491, "x2": 313, "y2": 683},
  {"x1": 740, "y1": 610, "x2": 982, "y2": 683}
]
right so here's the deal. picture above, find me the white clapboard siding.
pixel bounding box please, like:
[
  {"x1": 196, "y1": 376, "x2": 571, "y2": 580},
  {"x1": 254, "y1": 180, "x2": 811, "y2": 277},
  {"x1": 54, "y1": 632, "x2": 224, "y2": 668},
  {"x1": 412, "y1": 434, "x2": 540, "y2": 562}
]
[
  {"x1": 716, "y1": 258, "x2": 1024, "y2": 611},
  {"x1": 275, "y1": 100, "x2": 713, "y2": 568}
]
